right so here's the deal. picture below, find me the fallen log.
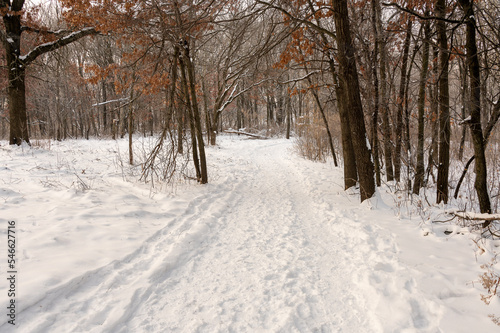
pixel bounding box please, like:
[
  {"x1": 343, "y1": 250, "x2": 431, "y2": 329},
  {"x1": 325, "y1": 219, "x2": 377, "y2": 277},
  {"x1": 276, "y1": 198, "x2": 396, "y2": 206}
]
[
  {"x1": 223, "y1": 130, "x2": 268, "y2": 140},
  {"x1": 446, "y1": 209, "x2": 500, "y2": 228},
  {"x1": 446, "y1": 210, "x2": 500, "y2": 221}
]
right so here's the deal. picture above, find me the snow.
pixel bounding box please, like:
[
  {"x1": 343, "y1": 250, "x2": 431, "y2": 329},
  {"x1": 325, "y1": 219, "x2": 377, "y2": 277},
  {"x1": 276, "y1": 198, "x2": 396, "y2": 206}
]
[{"x1": 1, "y1": 135, "x2": 499, "y2": 332}]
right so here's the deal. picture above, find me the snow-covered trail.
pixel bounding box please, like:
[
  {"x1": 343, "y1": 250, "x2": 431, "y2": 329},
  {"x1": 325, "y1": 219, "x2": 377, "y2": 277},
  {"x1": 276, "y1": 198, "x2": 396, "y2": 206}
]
[
  {"x1": 10, "y1": 137, "x2": 440, "y2": 332},
  {"x1": 5, "y1": 136, "x2": 496, "y2": 332}
]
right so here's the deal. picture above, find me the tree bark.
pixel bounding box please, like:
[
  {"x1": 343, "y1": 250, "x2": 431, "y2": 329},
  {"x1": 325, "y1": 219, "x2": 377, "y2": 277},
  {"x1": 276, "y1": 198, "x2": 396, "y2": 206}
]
[
  {"x1": 436, "y1": 0, "x2": 451, "y2": 204},
  {"x1": 370, "y1": 0, "x2": 381, "y2": 187},
  {"x1": 332, "y1": 0, "x2": 375, "y2": 202},
  {"x1": 458, "y1": 0, "x2": 491, "y2": 214},
  {"x1": 128, "y1": 90, "x2": 134, "y2": 165},
  {"x1": 458, "y1": 59, "x2": 468, "y2": 161},
  {"x1": 425, "y1": 46, "x2": 440, "y2": 185},
  {"x1": 3, "y1": 0, "x2": 29, "y2": 145}
]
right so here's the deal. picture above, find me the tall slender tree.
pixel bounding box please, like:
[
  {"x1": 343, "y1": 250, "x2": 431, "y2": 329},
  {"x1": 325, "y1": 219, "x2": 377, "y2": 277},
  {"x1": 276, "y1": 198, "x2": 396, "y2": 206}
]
[
  {"x1": 435, "y1": 0, "x2": 451, "y2": 204},
  {"x1": 394, "y1": 16, "x2": 413, "y2": 183},
  {"x1": 413, "y1": 14, "x2": 431, "y2": 195},
  {"x1": 374, "y1": 0, "x2": 394, "y2": 182},
  {"x1": 457, "y1": 0, "x2": 491, "y2": 215}
]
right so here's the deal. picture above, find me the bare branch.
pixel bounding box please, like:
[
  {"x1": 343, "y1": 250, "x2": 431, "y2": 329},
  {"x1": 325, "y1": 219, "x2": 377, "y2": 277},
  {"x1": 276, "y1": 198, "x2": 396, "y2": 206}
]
[
  {"x1": 217, "y1": 77, "x2": 271, "y2": 114},
  {"x1": 256, "y1": 0, "x2": 336, "y2": 39},
  {"x1": 382, "y1": 2, "x2": 462, "y2": 24}
]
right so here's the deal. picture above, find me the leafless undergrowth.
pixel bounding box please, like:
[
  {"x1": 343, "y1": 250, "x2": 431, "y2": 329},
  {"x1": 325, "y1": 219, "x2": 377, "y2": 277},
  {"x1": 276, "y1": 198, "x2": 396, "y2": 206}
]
[{"x1": 140, "y1": 128, "x2": 190, "y2": 187}]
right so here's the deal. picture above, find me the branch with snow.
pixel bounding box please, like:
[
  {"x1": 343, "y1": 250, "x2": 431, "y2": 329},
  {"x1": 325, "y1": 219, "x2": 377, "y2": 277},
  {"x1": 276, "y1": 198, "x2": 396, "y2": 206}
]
[
  {"x1": 446, "y1": 209, "x2": 500, "y2": 222},
  {"x1": 223, "y1": 130, "x2": 268, "y2": 139},
  {"x1": 279, "y1": 71, "x2": 320, "y2": 85},
  {"x1": 216, "y1": 78, "x2": 271, "y2": 114},
  {"x1": 458, "y1": 115, "x2": 472, "y2": 125},
  {"x1": 92, "y1": 98, "x2": 130, "y2": 107},
  {"x1": 21, "y1": 27, "x2": 97, "y2": 66}
]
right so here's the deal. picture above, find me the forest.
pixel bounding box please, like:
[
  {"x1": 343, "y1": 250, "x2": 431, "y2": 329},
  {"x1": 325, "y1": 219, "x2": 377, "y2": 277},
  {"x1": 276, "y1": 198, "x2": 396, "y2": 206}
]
[
  {"x1": 3, "y1": 1, "x2": 500, "y2": 330},
  {"x1": 1, "y1": 1, "x2": 499, "y2": 219}
]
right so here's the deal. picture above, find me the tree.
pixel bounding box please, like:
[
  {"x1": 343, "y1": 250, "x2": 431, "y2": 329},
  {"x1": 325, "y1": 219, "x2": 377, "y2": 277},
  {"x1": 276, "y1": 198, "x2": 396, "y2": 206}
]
[
  {"x1": 457, "y1": 0, "x2": 491, "y2": 214},
  {"x1": 413, "y1": 13, "x2": 430, "y2": 195},
  {"x1": 435, "y1": 0, "x2": 451, "y2": 204},
  {"x1": 374, "y1": 0, "x2": 394, "y2": 182},
  {"x1": 1, "y1": 0, "x2": 97, "y2": 145},
  {"x1": 332, "y1": 0, "x2": 375, "y2": 201},
  {"x1": 394, "y1": 15, "x2": 412, "y2": 183}
]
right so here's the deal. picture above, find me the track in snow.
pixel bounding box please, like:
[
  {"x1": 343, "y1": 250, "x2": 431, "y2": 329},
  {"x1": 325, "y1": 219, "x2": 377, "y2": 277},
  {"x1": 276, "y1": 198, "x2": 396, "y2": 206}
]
[{"x1": 11, "y1": 137, "x2": 441, "y2": 332}]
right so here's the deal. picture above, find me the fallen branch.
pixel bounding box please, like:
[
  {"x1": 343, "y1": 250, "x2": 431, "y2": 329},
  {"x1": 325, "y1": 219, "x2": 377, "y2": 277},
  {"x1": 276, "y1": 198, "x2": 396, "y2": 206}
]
[
  {"x1": 223, "y1": 130, "x2": 268, "y2": 140},
  {"x1": 447, "y1": 210, "x2": 500, "y2": 221},
  {"x1": 446, "y1": 209, "x2": 500, "y2": 228}
]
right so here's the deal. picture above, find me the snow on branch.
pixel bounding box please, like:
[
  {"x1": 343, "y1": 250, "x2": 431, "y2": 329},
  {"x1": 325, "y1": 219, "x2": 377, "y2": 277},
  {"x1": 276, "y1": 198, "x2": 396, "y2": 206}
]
[
  {"x1": 217, "y1": 78, "x2": 271, "y2": 114},
  {"x1": 92, "y1": 98, "x2": 129, "y2": 107},
  {"x1": 279, "y1": 71, "x2": 320, "y2": 85},
  {"x1": 446, "y1": 209, "x2": 500, "y2": 221},
  {"x1": 21, "y1": 27, "x2": 97, "y2": 65},
  {"x1": 223, "y1": 130, "x2": 268, "y2": 140},
  {"x1": 458, "y1": 115, "x2": 472, "y2": 125},
  {"x1": 382, "y1": 2, "x2": 462, "y2": 24}
]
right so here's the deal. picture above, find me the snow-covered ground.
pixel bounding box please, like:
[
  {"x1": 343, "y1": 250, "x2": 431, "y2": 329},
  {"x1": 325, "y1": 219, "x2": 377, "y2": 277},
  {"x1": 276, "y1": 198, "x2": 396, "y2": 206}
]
[{"x1": 1, "y1": 135, "x2": 499, "y2": 332}]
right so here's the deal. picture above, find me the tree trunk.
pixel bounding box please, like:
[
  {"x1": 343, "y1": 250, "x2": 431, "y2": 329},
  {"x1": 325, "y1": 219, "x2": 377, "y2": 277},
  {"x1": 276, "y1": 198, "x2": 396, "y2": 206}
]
[
  {"x1": 458, "y1": 0, "x2": 491, "y2": 215},
  {"x1": 332, "y1": 0, "x2": 375, "y2": 202},
  {"x1": 425, "y1": 45, "x2": 440, "y2": 185},
  {"x1": 394, "y1": 17, "x2": 412, "y2": 183},
  {"x1": 179, "y1": 52, "x2": 201, "y2": 180},
  {"x1": 128, "y1": 89, "x2": 134, "y2": 165},
  {"x1": 181, "y1": 40, "x2": 208, "y2": 184},
  {"x1": 102, "y1": 80, "x2": 108, "y2": 133},
  {"x1": 413, "y1": 17, "x2": 430, "y2": 195},
  {"x1": 375, "y1": 0, "x2": 394, "y2": 182},
  {"x1": 3, "y1": 4, "x2": 29, "y2": 145},
  {"x1": 285, "y1": 92, "x2": 291, "y2": 140},
  {"x1": 458, "y1": 59, "x2": 468, "y2": 161},
  {"x1": 436, "y1": 0, "x2": 451, "y2": 204},
  {"x1": 370, "y1": 0, "x2": 381, "y2": 187}
]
